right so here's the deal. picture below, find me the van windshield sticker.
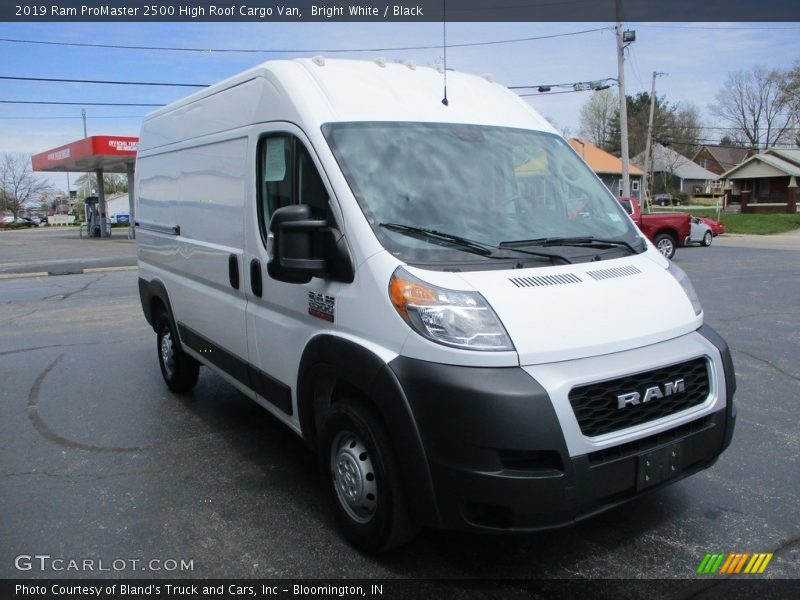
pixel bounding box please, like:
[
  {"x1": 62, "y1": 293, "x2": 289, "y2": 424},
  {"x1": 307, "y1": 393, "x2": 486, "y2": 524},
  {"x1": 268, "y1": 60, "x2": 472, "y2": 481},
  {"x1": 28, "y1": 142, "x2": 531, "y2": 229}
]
[
  {"x1": 608, "y1": 212, "x2": 622, "y2": 222},
  {"x1": 265, "y1": 137, "x2": 286, "y2": 181}
]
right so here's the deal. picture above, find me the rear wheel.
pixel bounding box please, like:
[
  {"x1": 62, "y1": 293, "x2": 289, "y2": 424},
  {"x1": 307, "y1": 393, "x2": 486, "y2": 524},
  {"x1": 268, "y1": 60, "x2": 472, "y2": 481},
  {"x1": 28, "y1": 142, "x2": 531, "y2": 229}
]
[
  {"x1": 654, "y1": 233, "x2": 677, "y2": 259},
  {"x1": 156, "y1": 313, "x2": 199, "y2": 393},
  {"x1": 702, "y1": 231, "x2": 713, "y2": 247},
  {"x1": 319, "y1": 398, "x2": 418, "y2": 553}
]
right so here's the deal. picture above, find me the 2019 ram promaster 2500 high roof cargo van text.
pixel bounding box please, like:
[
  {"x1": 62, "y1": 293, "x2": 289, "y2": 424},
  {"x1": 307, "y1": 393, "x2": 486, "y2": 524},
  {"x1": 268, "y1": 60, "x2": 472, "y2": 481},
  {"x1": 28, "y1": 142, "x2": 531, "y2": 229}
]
[{"x1": 135, "y1": 58, "x2": 736, "y2": 553}]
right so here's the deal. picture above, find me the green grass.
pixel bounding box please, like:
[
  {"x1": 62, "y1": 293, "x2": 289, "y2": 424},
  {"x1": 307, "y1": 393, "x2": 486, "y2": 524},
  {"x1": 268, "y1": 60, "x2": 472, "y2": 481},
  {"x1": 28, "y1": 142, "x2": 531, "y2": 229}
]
[
  {"x1": 687, "y1": 197, "x2": 719, "y2": 206},
  {"x1": 718, "y1": 213, "x2": 800, "y2": 235},
  {"x1": 649, "y1": 207, "x2": 800, "y2": 234}
]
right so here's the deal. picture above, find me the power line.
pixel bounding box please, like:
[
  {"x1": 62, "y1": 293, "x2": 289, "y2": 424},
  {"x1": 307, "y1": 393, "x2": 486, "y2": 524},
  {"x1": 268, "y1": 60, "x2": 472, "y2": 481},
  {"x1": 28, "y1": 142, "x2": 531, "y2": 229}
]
[
  {"x1": 653, "y1": 124, "x2": 800, "y2": 132},
  {"x1": 0, "y1": 27, "x2": 612, "y2": 55},
  {"x1": 0, "y1": 115, "x2": 146, "y2": 119},
  {"x1": 4, "y1": 74, "x2": 622, "y2": 92},
  {"x1": 658, "y1": 135, "x2": 797, "y2": 148},
  {"x1": 0, "y1": 100, "x2": 164, "y2": 106},
  {"x1": 0, "y1": 75, "x2": 205, "y2": 87},
  {"x1": 638, "y1": 24, "x2": 800, "y2": 31},
  {"x1": 510, "y1": 77, "x2": 616, "y2": 90},
  {"x1": 518, "y1": 89, "x2": 589, "y2": 97}
]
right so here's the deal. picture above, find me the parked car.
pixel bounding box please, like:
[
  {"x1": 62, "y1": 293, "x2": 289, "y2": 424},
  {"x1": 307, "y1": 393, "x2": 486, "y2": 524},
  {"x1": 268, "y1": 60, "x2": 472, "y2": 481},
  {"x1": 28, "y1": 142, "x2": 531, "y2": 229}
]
[
  {"x1": 654, "y1": 193, "x2": 682, "y2": 207},
  {"x1": 136, "y1": 59, "x2": 735, "y2": 552},
  {"x1": 618, "y1": 196, "x2": 692, "y2": 259},
  {"x1": 700, "y1": 216, "x2": 725, "y2": 236},
  {"x1": 0, "y1": 216, "x2": 14, "y2": 224},
  {"x1": 15, "y1": 216, "x2": 37, "y2": 227},
  {"x1": 688, "y1": 217, "x2": 713, "y2": 247}
]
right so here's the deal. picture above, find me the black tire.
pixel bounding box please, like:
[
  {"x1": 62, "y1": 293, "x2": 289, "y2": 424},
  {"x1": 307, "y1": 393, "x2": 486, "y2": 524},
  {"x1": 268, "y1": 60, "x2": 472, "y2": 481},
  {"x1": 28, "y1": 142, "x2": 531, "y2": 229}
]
[
  {"x1": 319, "y1": 398, "x2": 419, "y2": 553},
  {"x1": 156, "y1": 313, "x2": 199, "y2": 393},
  {"x1": 654, "y1": 233, "x2": 677, "y2": 259},
  {"x1": 702, "y1": 231, "x2": 713, "y2": 247}
]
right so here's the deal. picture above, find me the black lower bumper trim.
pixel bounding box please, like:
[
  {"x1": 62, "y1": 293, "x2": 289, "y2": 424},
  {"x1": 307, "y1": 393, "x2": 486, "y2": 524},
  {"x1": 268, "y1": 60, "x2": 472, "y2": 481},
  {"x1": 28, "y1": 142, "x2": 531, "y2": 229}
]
[
  {"x1": 389, "y1": 342, "x2": 736, "y2": 533},
  {"x1": 444, "y1": 409, "x2": 727, "y2": 533}
]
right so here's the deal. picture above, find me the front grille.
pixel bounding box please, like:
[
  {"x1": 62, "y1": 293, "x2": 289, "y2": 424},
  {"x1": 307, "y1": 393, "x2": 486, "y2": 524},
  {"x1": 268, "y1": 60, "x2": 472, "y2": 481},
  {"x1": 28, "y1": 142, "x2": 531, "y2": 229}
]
[
  {"x1": 587, "y1": 415, "x2": 713, "y2": 466},
  {"x1": 569, "y1": 358, "x2": 710, "y2": 437}
]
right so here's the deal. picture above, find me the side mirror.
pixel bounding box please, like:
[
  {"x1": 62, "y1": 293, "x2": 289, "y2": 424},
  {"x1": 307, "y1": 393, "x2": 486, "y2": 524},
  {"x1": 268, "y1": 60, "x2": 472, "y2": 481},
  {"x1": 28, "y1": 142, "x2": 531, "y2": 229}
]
[{"x1": 267, "y1": 204, "x2": 354, "y2": 284}]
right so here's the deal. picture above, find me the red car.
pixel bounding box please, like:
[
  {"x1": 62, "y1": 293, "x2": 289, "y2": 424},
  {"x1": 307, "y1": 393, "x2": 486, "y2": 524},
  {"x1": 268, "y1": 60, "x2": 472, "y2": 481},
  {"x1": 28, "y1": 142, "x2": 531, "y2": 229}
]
[{"x1": 700, "y1": 216, "x2": 725, "y2": 236}]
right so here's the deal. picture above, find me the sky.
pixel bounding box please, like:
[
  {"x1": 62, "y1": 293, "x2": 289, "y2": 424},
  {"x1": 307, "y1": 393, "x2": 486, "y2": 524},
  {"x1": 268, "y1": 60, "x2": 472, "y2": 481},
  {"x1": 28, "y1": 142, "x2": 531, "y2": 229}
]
[{"x1": 1, "y1": 20, "x2": 799, "y2": 192}]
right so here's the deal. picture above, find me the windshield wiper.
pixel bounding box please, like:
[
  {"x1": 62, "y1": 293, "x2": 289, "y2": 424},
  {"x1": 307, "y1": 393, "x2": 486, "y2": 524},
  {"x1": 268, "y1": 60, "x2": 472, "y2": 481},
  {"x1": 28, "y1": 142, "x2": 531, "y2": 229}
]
[
  {"x1": 380, "y1": 223, "x2": 494, "y2": 256},
  {"x1": 380, "y1": 223, "x2": 572, "y2": 263},
  {"x1": 500, "y1": 236, "x2": 638, "y2": 254}
]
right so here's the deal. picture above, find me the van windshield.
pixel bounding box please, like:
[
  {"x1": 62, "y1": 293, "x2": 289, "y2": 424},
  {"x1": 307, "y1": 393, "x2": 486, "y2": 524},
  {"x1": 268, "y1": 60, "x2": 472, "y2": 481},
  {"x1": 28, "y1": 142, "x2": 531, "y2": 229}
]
[{"x1": 323, "y1": 122, "x2": 642, "y2": 267}]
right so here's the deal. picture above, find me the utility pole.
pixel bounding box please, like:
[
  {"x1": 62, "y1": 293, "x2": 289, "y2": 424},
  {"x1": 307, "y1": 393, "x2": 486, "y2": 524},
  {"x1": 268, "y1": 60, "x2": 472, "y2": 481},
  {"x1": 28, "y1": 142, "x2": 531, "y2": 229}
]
[
  {"x1": 642, "y1": 71, "x2": 667, "y2": 212},
  {"x1": 81, "y1": 108, "x2": 87, "y2": 138},
  {"x1": 616, "y1": 0, "x2": 630, "y2": 198}
]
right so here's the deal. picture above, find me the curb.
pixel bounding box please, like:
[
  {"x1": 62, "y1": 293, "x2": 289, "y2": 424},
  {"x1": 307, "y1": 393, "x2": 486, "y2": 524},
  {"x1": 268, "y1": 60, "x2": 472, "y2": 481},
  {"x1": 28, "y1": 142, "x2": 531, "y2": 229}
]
[{"x1": 0, "y1": 265, "x2": 138, "y2": 280}]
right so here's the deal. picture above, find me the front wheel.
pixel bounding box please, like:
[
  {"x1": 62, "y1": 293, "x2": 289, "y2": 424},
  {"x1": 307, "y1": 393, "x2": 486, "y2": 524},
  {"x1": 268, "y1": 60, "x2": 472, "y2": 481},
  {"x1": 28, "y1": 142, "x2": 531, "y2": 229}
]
[
  {"x1": 654, "y1": 233, "x2": 677, "y2": 259},
  {"x1": 156, "y1": 314, "x2": 199, "y2": 393},
  {"x1": 702, "y1": 231, "x2": 713, "y2": 247},
  {"x1": 319, "y1": 399, "x2": 418, "y2": 553}
]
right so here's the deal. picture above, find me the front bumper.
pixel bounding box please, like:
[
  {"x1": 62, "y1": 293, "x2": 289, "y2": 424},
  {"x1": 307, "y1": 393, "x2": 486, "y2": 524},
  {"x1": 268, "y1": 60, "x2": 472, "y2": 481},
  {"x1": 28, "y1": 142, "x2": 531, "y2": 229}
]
[{"x1": 388, "y1": 325, "x2": 736, "y2": 532}]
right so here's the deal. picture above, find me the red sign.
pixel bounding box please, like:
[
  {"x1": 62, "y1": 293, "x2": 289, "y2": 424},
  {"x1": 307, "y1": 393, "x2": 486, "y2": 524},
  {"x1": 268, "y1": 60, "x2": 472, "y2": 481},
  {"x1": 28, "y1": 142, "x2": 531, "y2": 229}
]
[{"x1": 32, "y1": 136, "x2": 138, "y2": 172}]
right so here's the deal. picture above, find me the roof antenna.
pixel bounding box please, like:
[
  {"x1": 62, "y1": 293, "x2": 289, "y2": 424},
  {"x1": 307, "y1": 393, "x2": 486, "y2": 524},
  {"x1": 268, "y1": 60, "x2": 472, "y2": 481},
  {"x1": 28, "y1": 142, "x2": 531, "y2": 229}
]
[{"x1": 441, "y1": 0, "x2": 449, "y2": 106}]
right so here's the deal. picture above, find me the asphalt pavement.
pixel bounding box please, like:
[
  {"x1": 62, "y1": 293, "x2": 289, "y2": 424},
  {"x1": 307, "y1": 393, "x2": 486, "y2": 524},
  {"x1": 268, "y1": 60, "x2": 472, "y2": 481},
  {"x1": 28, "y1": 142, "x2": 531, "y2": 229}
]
[
  {"x1": 0, "y1": 239, "x2": 797, "y2": 583},
  {"x1": 0, "y1": 226, "x2": 136, "y2": 275}
]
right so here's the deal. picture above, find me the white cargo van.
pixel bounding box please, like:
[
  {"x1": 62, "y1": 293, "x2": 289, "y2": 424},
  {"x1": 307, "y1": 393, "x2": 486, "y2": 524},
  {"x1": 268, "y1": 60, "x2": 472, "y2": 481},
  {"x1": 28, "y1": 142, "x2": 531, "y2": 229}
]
[{"x1": 136, "y1": 58, "x2": 736, "y2": 552}]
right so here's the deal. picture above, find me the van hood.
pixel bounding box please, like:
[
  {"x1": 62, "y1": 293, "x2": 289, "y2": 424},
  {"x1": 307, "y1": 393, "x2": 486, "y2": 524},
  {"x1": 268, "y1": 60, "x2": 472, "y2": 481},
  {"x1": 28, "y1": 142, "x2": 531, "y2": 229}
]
[{"x1": 454, "y1": 252, "x2": 702, "y2": 366}]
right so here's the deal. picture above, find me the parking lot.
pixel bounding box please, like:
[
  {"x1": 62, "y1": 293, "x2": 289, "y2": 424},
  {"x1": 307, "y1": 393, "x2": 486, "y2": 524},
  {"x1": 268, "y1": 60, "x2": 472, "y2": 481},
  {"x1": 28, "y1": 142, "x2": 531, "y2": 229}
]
[
  {"x1": 0, "y1": 237, "x2": 798, "y2": 581},
  {"x1": 0, "y1": 227, "x2": 136, "y2": 276}
]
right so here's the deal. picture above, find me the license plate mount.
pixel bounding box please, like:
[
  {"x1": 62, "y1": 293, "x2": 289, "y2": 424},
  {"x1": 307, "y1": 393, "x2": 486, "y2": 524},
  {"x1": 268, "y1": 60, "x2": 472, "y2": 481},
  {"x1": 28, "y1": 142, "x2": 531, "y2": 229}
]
[{"x1": 637, "y1": 442, "x2": 683, "y2": 491}]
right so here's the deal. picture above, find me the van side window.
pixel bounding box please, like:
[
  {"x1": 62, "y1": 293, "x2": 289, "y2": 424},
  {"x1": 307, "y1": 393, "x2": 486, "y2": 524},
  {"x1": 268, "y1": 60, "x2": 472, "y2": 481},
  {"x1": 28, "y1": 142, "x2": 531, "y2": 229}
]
[{"x1": 258, "y1": 135, "x2": 330, "y2": 230}]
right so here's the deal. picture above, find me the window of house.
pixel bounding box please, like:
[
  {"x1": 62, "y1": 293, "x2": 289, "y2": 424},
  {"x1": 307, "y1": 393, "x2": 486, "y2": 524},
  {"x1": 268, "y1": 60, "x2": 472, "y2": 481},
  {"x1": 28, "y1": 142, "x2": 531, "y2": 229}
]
[{"x1": 632, "y1": 180, "x2": 640, "y2": 192}]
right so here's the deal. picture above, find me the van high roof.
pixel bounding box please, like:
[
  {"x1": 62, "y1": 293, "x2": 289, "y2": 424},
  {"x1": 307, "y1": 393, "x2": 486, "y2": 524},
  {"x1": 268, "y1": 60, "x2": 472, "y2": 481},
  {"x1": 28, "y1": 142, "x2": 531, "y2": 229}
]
[{"x1": 139, "y1": 58, "x2": 555, "y2": 152}]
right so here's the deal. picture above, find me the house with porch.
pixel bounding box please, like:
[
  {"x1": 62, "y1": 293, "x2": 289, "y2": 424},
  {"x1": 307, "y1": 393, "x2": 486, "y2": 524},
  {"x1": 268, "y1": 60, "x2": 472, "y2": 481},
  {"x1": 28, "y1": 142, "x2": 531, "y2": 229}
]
[
  {"x1": 568, "y1": 138, "x2": 644, "y2": 201},
  {"x1": 721, "y1": 148, "x2": 800, "y2": 213}
]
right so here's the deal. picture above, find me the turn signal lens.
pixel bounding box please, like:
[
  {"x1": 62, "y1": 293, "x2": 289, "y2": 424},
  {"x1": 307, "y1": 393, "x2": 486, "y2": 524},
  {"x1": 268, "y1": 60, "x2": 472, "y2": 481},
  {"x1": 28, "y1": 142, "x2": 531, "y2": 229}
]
[
  {"x1": 389, "y1": 267, "x2": 514, "y2": 351},
  {"x1": 667, "y1": 262, "x2": 703, "y2": 317}
]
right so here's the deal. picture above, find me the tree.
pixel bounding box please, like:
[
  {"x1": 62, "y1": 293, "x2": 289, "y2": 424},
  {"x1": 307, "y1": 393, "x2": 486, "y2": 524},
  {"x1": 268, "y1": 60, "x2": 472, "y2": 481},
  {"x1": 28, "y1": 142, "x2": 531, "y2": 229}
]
[
  {"x1": 605, "y1": 92, "x2": 703, "y2": 159},
  {"x1": 578, "y1": 88, "x2": 616, "y2": 149},
  {"x1": 546, "y1": 116, "x2": 571, "y2": 139},
  {"x1": 712, "y1": 65, "x2": 794, "y2": 150},
  {"x1": 668, "y1": 103, "x2": 703, "y2": 158},
  {"x1": 778, "y1": 61, "x2": 800, "y2": 147},
  {"x1": 0, "y1": 153, "x2": 54, "y2": 218},
  {"x1": 73, "y1": 172, "x2": 128, "y2": 197}
]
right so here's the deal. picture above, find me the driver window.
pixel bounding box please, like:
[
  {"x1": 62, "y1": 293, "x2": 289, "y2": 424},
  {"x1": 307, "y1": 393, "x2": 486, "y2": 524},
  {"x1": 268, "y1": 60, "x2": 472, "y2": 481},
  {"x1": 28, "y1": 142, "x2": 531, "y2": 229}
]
[{"x1": 258, "y1": 134, "x2": 331, "y2": 233}]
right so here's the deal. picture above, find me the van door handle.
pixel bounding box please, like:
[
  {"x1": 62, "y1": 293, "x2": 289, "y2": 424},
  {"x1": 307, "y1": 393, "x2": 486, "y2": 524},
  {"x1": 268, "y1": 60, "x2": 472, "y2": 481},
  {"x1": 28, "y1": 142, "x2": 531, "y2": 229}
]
[
  {"x1": 228, "y1": 254, "x2": 240, "y2": 290},
  {"x1": 250, "y1": 259, "x2": 263, "y2": 297}
]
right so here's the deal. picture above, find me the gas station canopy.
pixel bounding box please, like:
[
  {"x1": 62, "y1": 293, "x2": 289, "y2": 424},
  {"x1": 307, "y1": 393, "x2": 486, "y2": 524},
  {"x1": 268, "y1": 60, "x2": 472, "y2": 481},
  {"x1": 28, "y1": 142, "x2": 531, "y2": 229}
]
[
  {"x1": 31, "y1": 135, "x2": 139, "y2": 239},
  {"x1": 31, "y1": 135, "x2": 138, "y2": 173}
]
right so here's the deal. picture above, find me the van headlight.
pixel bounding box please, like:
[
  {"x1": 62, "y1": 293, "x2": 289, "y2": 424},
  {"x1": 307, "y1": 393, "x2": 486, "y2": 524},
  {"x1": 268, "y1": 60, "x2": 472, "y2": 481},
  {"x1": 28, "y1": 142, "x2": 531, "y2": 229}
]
[
  {"x1": 389, "y1": 267, "x2": 514, "y2": 351},
  {"x1": 667, "y1": 262, "x2": 703, "y2": 316}
]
